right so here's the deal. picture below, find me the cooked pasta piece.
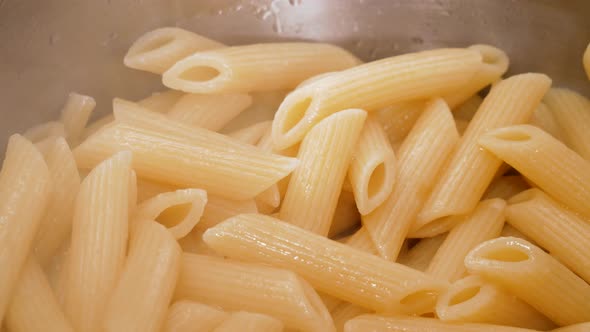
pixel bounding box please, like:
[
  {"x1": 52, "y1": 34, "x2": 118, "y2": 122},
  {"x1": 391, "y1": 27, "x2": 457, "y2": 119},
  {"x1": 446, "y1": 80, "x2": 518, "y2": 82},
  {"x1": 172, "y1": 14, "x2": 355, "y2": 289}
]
[
  {"x1": 426, "y1": 199, "x2": 506, "y2": 282},
  {"x1": 344, "y1": 315, "x2": 540, "y2": 332},
  {"x1": 453, "y1": 95, "x2": 483, "y2": 121},
  {"x1": 104, "y1": 220, "x2": 181, "y2": 332},
  {"x1": 125, "y1": 27, "x2": 224, "y2": 74},
  {"x1": 23, "y1": 121, "x2": 66, "y2": 142},
  {"x1": 60, "y1": 92, "x2": 96, "y2": 146},
  {"x1": 203, "y1": 214, "x2": 449, "y2": 315},
  {"x1": 328, "y1": 190, "x2": 361, "y2": 238},
  {"x1": 584, "y1": 42, "x2": 590, "y2": 80},
  {"x1": 443, "y1": 44, "x2": 509, "y2": 108},
  {"x1": 64, "y1": 151, "x2": 133, "y2": 332},
  {"x1": 414, "y1": 73, "x2": 551, "y2": 235},
  {"x1": 553, "y1": 323, "x2": 590, "y2": 332},
  {"x1": 0, "y1": 135, "x2": 51, "y2": 322},
  {"x1": 271, "y1": 48, "x2": 482, "y2": 149},
  {"x1": 280, "y1": 109, "x2": 366, "y2": 235},
  {"x1": 397, "y1": 234, "x2": 447, "y2": 272},
  {"x1": 5, "y1": 258, "x2": 74, "y2": 332},
  {"x1": 483, "y1": 175, "x2": 529, "y2": 200},
  {"x1": 436, "y1": 275, "x2": 554, "y2": 329},
  {"x1": 543, "y1": 88, "x2": 590, "y2": 160},
  {"x1": 362, "y1": 98, "x2": 459, "y2": 260},
  {"x1": 136, "y1": 89, "x2": 184, "y2": 113},
  {"x1": 254, "y1": 185, "x2": 280, "y2": 214},
  {"x1": 454, "y1": 119, "x2": 469, "y2": 135},
  {"x1": 212, "y1": 312, "x2": 283, "y2": 332},
  {"x1": 349, "y1": 117, "x2": 396, "y2": 215},
  {"x1": 163, "y1": 43, "x2": 359, "y2": 93},
  {"x1": 331, "y1": 303, "x2": 370, "y2": 332},
  {"x1": 82, "y1": 114, "x2": 115, "y2": 139},
  {"x1": 529, "y1": 102, "x2": 564, "y2": 142},
  {"x1": 228, "y1": 120, "x2": 272, "y2": 145},
  {"x1": 136, "y1": 178, "x2": 178, "y2": 202},
  {"x1": 74, "y1": 103, "x2": 298, "y2": 200},
  {"x1": 163, "y1": 301, "x2": 228, "y2": 332},
  {"x1": 133, "y1": 189, "x2": 207, "y2": 239},
  {"x1": 505, "y1": 188, "x2": 590, "y2": 283},
  {"x1": 478, "y1": 124, "x2": 590, "y2": 218},
  {"x1": 175, "y1": 253, "x2": 334, "y2": 332},
  {"x1": 166, "y1": 93, "x2": 253, "y2": 131},
  {"x1": 500, "y1": 224, "x2": 536, "y2": 245},
  {"x1": 345, "y1": 227, "x2": 378, "y2": 254},
  {"x1": 222, "y1": 90, "x2": 289, "y2": 133},
  {"x1": 376, "y1": 101, "x2": 424, "y2": 145},
  {"x1": 33, "y1": 137, "x2": 80, "y2": 266},
  {"x1": 465, "y1": 237, "x2": 590, "y2": 325}
]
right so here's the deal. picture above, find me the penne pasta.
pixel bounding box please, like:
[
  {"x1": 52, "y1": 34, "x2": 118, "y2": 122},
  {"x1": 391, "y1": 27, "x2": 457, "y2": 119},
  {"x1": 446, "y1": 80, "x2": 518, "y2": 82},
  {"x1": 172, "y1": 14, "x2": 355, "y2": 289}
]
[
  {"x1": 348, "y1": 117, "x2": 396, "y2": 215},
  {"x1": 175, "y1": 253, "x2": 334, "y2": 332},
  {"x1": 197, "y1": 195, "x2": 258, "y2": 230},
  {"x1": 465, "y1": 237, "x2": 590, "y2": 325},
  {"x1": 478, "y1": 124, "x2": 590, "y2": 218},
  {"x1": 414, "y1": 73, "x2": 551, "y2": 235},
  {"x1": 133, "y1": 188, "x2": 207, "y2": 239},
  {"x1": 376, "y1": 101, "x2": 424, "y2": 145},
  {"x1": 23, "y1": 121, "x2": 66, "y2": 142},
  {"x1": 203, "y1": 213, "x2": 449, "y2": 315},
  {"x1": 328, "y1": 190, "x2": 361, "y2": 238},
  {"x1": 163, "y1": 42, "x2": 359, "y2": 93},
  {"x1": 254, "y1": 184, "x2": 280, "y2": 214},
  {"x1": 271, "y1": 48, "x2": 482, "y2": 149},
  {"x1": 228, "y1": 120, "x2": 273, "y2": 145},
  {"x1": 280, "y1": 109, "x2": 367, "y2": 235},
  {"x1": 543, "y1": 88, "x2": 590, "y2": 160},
  {"x1": 74, "y1": 102, "x2": 298, "y2": 200},
  {"x1": 0, "y1": 135, "x2": 51, "y2": 322},
  {"x1": 136, "y1": 178, "x2": 177, "y2": 203},
  {"x1": 345, "y1": 227, "x2": 378, "y2": 254},
  {"x1": 104, "y1": 220, "x2": 181, "y2": 332},
  {"x1": 436, "y1": 275, "x2": 554, "y2": 330},
  {"x1": 344, "y1": 315, "x2": 540, "y2": 332},
  {"x1": 500, "y1": 224, "x2": 536, "y2": 245},
  {"x1": 453, "y1": 95, "x2": 483, "y2": 121},
  {"x1": 331, "y1": 303, "x2": 370, "y2": 332},
  {"x1": 33, "y1": 137, "x2": 80, "y2": 266},
  {"x1": 397, "y1": 234, "x2": 447, "y2": 272},
  {"x1": 222, "y1": 90, "x2": 289, "y2": 133},
  {"x1": 483, "y1": 175, "x2": 529, "y2": 200},
  {"x1": 136, "y1": 89, "x2": 184, "y2": 113},
  {"x1": 82, "y1": 114, "x2": 114, "y2": 140},
  {"x1": 212, "y1": 311, "x2": 283, "y2": 332},
  {"x1": 362, "y1": 98, "x2": 459, "y2": 260},
  {"x1": 60, "y1": 92, "x2": 96, "y2": 147},
  {"x1": 125, "y1": 27, "x2": 224, "y2": 74},
  {"x1": 166, "y1": 93, "x2": 253, "y2": 131},
  {"x1": 529, "y1": 102, "x2": 564, "y2": 142},
  {"x1": 64, "y1": 151, "x2": 133, "y2": 332},
  {"x1": 426, "y1": 199, "x2": 506, "y2": 282},
  {"x1": 505, "y1": 188, "x2": 590, "y2": 283},
  {"x1": 163, "y1": 301, "x2": 228, "y2": 332},
  {"x1": 5, "y1": 257, "x2": 75, "y2": 332}
]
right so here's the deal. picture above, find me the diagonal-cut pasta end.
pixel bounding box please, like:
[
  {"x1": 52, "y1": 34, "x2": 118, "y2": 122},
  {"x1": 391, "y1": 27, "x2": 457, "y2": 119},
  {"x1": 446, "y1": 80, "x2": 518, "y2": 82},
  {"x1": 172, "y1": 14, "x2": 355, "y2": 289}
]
[
  {"x1": 163, "y1": 54, "x2": 228, "y2": 93},
  {"x1": 478, "y1": 124, "x2": 538, "y2": 155},
  {"x1": 271, "y1": 88, "x2": 316, "y2": 150},
  {"x1": 464, "y1": 236, "x2": 533, "y2": 274},
  {"x1": 507, "y1": 187, "x2": 542, "y2": 205},
  {"x1": 468, "y1": 44, "x2": 510, "y2": 78},
  {"x1": 398, "y1": 283, "x2": 448, "y2": 316}
]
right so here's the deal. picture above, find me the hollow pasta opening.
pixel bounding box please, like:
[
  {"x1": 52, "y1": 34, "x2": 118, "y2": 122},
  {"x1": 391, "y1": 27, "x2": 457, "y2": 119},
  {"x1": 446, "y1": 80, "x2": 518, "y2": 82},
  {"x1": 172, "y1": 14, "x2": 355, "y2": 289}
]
[
  {"x1": 400, "y1": 289, "x2": 439, "y2": 314},
  {"x1": 134, "y1": 35, "x2": 175, "y2": 54},
  {"x1": 281, "y1": 97, "x2": 312, "y2": 134},
  {"x1": 367, "y1": 162, "x2": 386, "y2": 200},
  {"x1": 481, "y1": 246, "x2": 530, "y2": 262},
  {"x1": 179, "y1": 66, "x2": 222, "y2": 82},
  {"x1": 156, "y1": 202, "x2": 193, "y2": 228},
  {"x1": 448, "y1": 286, "x2": 481, "y2": 306}
]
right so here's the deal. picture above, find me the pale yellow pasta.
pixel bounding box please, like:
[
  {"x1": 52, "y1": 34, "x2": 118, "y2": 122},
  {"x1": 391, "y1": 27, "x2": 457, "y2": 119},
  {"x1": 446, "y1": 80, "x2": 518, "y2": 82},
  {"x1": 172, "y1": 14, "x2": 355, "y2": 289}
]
[
  {"x1": 254, "y1": 184, "x2": 280, "y2": 214},
  {"x1": 104, "y1": 220, "x2": 181, "y2": 332},
  {"x1": 163, "y1": 301, "x2": 229, "y2": 332},
  {"x1": 0, "y1": 135, "x2": 51, "y2": 322},
  {"x1": 280, "y1": 109, "x2": 366, "y2": 235},
  {"x1": 443, "y1": 44, "x2": 509, "y2": 108},
  {"x1": 500, "y1": 224, "x2": 536, "y2": 245},
  {"x1": 5, "y1": 257, "x2": 74, "y2": 332},
  {"x1": 74, "y1": 103, "x2": 298, "y2": 200},
  {"x1": 64, "y1": 151, "x2": 133, "y2": 332},
  {"x1": 163, "y1": 42, "x2": 359, "y2": 93},
  {"x1": 465, "y1": 237, "x2": 590, "y2": 325},
  {"x1": 436, "y1": 275, "x2": 554, "y2": 330},
  {"x1": 136, "y1": 89, "x2": 184, "y2": 113},
  {"x1": 345, "y1": 227, "x2": 378, "y2": 254},
  {"x1": 543, "y1": 88, "x2": 590, "y2": 160},
  {"x1": 33, "y1": 137, "x2": 80, "y2": 266},
  {"x1": 344, "y1": 315, "x2": 540, "y2": 332},
  {"x1": 46, "y1": 243, "x2": 69, "y2": 307},
  {"x1": 166, "y1": 93, "x2": 253, "y2": 131},
  {"x1": 271, "y1": 48, "x2": 482, "y2": 149},
  {"x1": 426, "y1": 199, "x2": 506, "y2": 282},
  {"x1": 176, "y1": 228, "x2": 220, "y2": 256},
  {"x1": 203, "y1": 214, "x2": 449, "y2": 315},
  {"x1": 196, "y1": 195, "x2": 258, "y2": 230},
  {"x1": 409, "y1": 215, "x2": 463, "y2": 239},
  {"x1": 60, "y1": 92, "x2": 96, "y2": 146},
  {"x1": 331, "y1": 303, "x2": 370, "y2": 332},
  {"x1": 584, "y1": 42, "x2": 590, "y2": 80},
  {"x1": 453, "y1": 95, "x2": 483, "y2": 121},
  {"x1": 223, "y1": 90, "x2": 289, "y2": 133},
  {"x1": 136, "y1": 178, "x2": 177, "y2": 202},
  {"x1": 228, "y1": 120, "x2": 273, "y2": 145},
  {"x1": 478, "y1": 124, "x2": 590, "y2": 218},
  {"x1": 414, "y1": 73, "x2": 551, "y2": 235},
  {"x1": 376, "y1": 101, "x2": 424, "y2": 145},
  {"x1": 133, "y1": 188, "x2": 207, "y2": 239},
  {"x1": 23, "y1": 121, "x2": 66, "y2": 142},
  {"x1": 483, "y1": 175, "x2": 529, "y2": 200},
  {"x1": 125, "y1": 27, "x2": 224, "y2": 74},
  {"x1": 505, "y1": 188, "x2": 590, "y2": 283},
  {"x1": 455, "y1": 119, "x2": 470, "y2": 136},
  {"x1": 82, "y1": 114, "x2": 114, "y2": 139},
  {"x1": 348, "y1": 116, "x2": 396, "y2": 215},
  {"x1": 175, "y1": 253, "x2": 334, "y2": 332},
  {"x1": 362, "y1": 98, "x2": 459, "y2": 260},
  {"x1": 397, "y1": 234, "x2": 447, "y2": 272},
  {"x1": 212, "y1": 311, "x2": 284, "y2": 332},
  {"x1": 328, "y1": 190, "x2": 361, "y2": 238},
  {"x1": 553, "y1": 323, "x2": 590, "y2": 332},
  {"x1": 529, "y1": 102, "x2": 564, "y2": 142}
]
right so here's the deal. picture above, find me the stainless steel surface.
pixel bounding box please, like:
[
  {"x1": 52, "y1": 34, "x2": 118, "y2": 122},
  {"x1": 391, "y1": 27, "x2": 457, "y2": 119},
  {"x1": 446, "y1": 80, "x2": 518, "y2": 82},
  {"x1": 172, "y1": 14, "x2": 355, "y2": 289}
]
[{"x1": 1, "y1": 0, "x2": 589, "y2": 152}]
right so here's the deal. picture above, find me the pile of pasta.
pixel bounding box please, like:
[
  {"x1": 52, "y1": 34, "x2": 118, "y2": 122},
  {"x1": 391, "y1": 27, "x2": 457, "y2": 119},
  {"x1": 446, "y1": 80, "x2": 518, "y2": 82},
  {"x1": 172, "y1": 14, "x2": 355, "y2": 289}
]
[{"x1": 1, "y1": 27, "x2": 590, "y2": 332}]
